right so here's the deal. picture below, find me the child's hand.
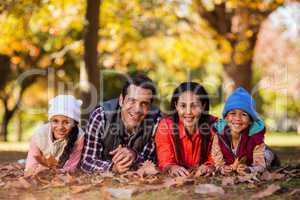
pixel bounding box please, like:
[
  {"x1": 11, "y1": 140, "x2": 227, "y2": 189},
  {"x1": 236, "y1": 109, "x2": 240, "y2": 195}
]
[
  {"x1": 236, "y1": 164, "x2": 250, "y2": 175},
  {"x1": 195, "y1": 165, "x2": 215, "y2": 177},
  {"x1": 222, "y1": 165, "x2": 233, "y2": 175},
  {"x1": 167, "y1": 165, "x2": 190, "y2": 177}
]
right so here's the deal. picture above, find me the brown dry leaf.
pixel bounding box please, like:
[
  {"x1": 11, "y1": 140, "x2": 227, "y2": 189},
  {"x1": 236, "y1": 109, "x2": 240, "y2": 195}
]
[
  {"x1": 90, "y1": 177, "x2": 104, "y2": 186},
  {"x1": 21, "y1": 193, "x2": 38, "y2": 200},
  {"x1": 136, "y1": 161, "x2": 159, "y2": 176},
  {"x1": 260, "y1": 171, "x2": 272, "y2": 181},
  {"x1": 0, "y1": 163, "x2": 24, "y2": 179},
  {"x1": 163, "y1": 177, "x2": 194, "y2": 188},
  {"x1": 283, "y1": 169, "x2": 300, "y2": 178},
  {"x1": 0, "y1": 180, "x2": 5, "y2": 187},
  {"x1": 34, "y1": 155, "x2": 58, "y2": 169},
  {"x1": 71, "y1": 184, "x2": 93, "y2": 194},
  {"x1": 100, "y1": 187, "x2": 112, "y2": 200},
  {"x1": 114, "y1": 175, "x2": 130, "y2": 184},
  {"x1": 237, "y1": 173, "x2": 260, "y2": 184},
  {"x1": 35, "y1": 175, "x2": 51, "y2": 185},
  {"x1": 143, "y1": 176, "x2": 161, "y2": 184},
  {"x1": 222, "y1": 176, "x2": 235, "y2": 186},
  {"x1": 42, "y1": 176, "x2": 65, "y2": 189},
  {"x1": 17, "y1": 177, "x2": 32, "y2": 189},
  {"x1": 99, "y1": 171, "x2": 115, "y2": 178},
  {"x1": 251, "y1": 184, "x2": 281, "y2": 199},
  {"x1": 232, "y1": 156, "x2": 247, "y2": 171},
  {"x1": 274, "y1": 166, "x2": 288, "y2": 173},
  {"x1": 59, "y1": 173, "x2": 78, "y2": 185},
  {"x1": 288, "y1": 189, "x2": 300, "y2": 196},
  {"x1": 0, "y1": 164, "x2": 18, "y2": 171},
  {"x1": 5, "y1": 177, "x2": 32, "y2": 189},
  {"x1": 194, "y1": 184, "x2": 225, "y2": 196},
  {"x1": 105, "y1": 187, "x2": 138, "y2": 199},
  {"x1": 260, "y1": 171, "x2": 285, "y2": 181},
  {"x1": 247, "y1": 183, "x2": 258, "y2": 189},
  {"x1": 13, "y1": 163, "x2": 24, "y2": 170},
  {"x1": 24, "y1": 165, "x2": 48, "y2": 178}
]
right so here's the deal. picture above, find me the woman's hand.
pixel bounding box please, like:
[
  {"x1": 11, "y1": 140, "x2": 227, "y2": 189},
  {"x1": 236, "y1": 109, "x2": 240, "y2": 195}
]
[
  {"x1": 167, "y1": 165, "x2": 190, "y2": 177},
  {"x1": 236, "y1": 164, "x2": 250, "y2": 175}
]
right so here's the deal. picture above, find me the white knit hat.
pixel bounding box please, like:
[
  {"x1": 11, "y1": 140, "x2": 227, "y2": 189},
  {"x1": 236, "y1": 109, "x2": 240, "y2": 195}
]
[{"x1": 48, "y1": 95, "x2": 82, "y2": 122}]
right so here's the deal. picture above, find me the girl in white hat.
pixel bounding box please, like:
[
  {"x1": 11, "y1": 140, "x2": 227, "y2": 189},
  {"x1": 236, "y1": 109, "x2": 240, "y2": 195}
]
[{"x1": 25, "y1": 95, "x2": 84, "y2": 173}]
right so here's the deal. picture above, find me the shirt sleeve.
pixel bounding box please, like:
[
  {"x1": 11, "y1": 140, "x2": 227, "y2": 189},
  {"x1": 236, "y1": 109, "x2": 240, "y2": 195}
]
[
  {"x1": 25, "y1": 133, "x2": 43, "y2": 172},
  {"x1": 61, "y1": 134, "x2": 85, "y2": 172},
  {"x1": 249, "y1": 143, "x2": 266, "y2": 173},
  {"x1": 80, "y1": 106, "x2": 113, "y2": 172},
  {"x1": 155, "y1": 119, "x2": 177, "y2": 171},
  {"x1": 210, "y1": 133, "x2": 225, "y2": 169},
  {"x1": 134, "y1": 138, "x2": 156, "y2": 165}
]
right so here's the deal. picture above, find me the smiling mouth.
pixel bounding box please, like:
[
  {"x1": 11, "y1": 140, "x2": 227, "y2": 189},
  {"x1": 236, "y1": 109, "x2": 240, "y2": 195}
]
[
  {"x1": 231, "y1": 123, "x2": 244, "y2": 129},
  {"x1": 128, "y1": 112, "x2": 141, "y2": 122},
  {"x1": 183, "y1": 116, "x2": 195, "y2": 122}
]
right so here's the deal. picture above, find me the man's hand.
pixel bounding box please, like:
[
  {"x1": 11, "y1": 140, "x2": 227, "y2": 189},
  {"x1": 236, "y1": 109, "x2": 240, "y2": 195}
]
[{"x1": 109, "y1": 145, "x2": 137, "y2": 173}]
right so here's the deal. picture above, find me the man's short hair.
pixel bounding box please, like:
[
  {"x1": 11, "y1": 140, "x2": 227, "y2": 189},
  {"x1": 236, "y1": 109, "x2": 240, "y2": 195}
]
[{"x1": 121, "y1": 74, "x2": 157, "y2": 101}]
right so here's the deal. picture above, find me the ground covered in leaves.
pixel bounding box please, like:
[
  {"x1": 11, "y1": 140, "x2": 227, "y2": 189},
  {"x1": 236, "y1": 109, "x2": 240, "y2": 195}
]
[{"x1": 0, "y1": 147, "x2": 299, "y2": 200}]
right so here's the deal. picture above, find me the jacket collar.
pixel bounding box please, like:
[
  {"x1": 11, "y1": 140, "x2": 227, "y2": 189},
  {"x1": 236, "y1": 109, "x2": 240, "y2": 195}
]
[
  {"x1": 178, "y1": 119, "x2": 200, "y2": 139},
  {"x1": 213, "y1": 119, "x2": 265, "y2": 136}
]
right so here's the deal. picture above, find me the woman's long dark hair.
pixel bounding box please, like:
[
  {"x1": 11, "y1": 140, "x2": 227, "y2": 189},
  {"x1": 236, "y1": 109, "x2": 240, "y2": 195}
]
[
  {"x1": 58, "y1": 122, "x2": 79, "y2": 168},
  {"x1": 169, "y1": 82, "x2": 211, "y2": 165}
]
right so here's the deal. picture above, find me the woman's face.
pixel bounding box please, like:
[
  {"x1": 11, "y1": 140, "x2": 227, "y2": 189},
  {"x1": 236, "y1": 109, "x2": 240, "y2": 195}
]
[
  {"x1": 225, "y1": 109, "x2": 251, "y2": 135},
  {"x1": 175, "y1": 91, "x2": 204, "y2": 132},
  {"x1": 50, "y1": 115, "x2": 75, "y2": 140}
]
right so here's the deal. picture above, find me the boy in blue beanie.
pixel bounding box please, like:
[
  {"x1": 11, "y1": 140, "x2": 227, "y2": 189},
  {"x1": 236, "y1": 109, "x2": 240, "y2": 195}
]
[{"x1": 206, "y1": 87, "x2": 278, "y2": 175}]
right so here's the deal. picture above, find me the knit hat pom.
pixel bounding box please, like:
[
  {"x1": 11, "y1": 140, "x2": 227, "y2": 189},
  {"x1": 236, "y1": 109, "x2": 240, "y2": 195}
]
[
  {"x1": 222, "y1": 87, "x2": 259, "y2": 121},
  {"x1": 48, "y1": 95, "x2": 82, "y2": 122}
]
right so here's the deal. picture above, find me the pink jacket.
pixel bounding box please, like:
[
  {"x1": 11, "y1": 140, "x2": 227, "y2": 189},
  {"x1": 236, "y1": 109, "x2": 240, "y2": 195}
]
[{"x1": 25, "y1": 123, "x2": 84, "y2": 172}]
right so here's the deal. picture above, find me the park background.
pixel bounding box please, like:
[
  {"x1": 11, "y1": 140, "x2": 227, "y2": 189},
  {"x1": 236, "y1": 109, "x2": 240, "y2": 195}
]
[{"x1": 0, "y1": 0, "x2": 299, "y2": 162}]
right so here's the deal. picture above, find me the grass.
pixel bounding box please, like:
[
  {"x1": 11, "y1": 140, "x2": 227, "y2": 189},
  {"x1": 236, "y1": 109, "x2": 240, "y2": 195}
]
[
  {"x1": 265, "y1": 132, "x2": 300, "y2": 146},
  {"x1": 0, "y1": 142, "x2": 29, "y2": 152}
]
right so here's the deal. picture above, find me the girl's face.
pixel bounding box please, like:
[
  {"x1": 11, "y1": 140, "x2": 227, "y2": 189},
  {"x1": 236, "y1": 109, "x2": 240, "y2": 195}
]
[
  {"x1": 225, "y1": 109, "x2": 251, "y2": 134},
  {"x1": 50, "y1": 115, "x2": 75, "y2": 140},
  {"x1": 175, "y1": 91, "x2": 204, "y2": 132}
]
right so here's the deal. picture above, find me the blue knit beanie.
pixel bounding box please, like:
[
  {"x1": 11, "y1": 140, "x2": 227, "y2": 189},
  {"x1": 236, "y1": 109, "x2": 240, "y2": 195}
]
[{"x1": 222, "y1": 87, "x2": 259, "y2": 121}]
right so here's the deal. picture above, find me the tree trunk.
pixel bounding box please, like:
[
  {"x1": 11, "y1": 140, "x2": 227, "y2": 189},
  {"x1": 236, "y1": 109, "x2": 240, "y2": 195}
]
[
  {"x1": 0, "y1": 109, "x2": 14, "y2": 142},
  {"x1": 223, "y1": 53, "x2": 253, "y2": 94},
  {"x1": 196, "y1": 3, "x2": 261, "y2": 95},
  {"x1": 80, "y1": 0, "x2": 101, "y2": 126},
  {"x1": 16, "y1": 112, "x2": 22, "y2": 142}
]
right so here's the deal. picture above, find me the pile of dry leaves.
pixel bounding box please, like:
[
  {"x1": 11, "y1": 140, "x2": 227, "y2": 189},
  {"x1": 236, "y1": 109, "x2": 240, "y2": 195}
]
[{"x1": 0, "y1": 156, "x2": 299, "y2": 199}]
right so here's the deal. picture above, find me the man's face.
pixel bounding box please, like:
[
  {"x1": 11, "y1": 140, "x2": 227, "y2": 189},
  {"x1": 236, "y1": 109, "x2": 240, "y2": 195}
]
[{"x1": 119, "y1": 84, "x2": 153, "y2": 131}]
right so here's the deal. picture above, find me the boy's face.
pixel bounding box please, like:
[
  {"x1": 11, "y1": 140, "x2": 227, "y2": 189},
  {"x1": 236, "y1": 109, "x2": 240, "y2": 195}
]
[
  {"x1": 119, "y1": 84, "x2": 153, "y2": 131},
  {"x1": 225, "y1": 109, "x2": 251, "y2": 134}
]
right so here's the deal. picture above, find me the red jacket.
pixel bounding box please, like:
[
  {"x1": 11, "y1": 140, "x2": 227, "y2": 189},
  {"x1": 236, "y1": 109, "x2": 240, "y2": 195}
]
[{"x1": 155, "y1": 116, "x2": 217, "y2": 171}]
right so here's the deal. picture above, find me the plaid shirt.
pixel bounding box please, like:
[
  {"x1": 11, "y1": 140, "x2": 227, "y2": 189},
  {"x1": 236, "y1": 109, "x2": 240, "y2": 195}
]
[{"x1": 80, "y1": 106, "x2": 157, "y2": 172}]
